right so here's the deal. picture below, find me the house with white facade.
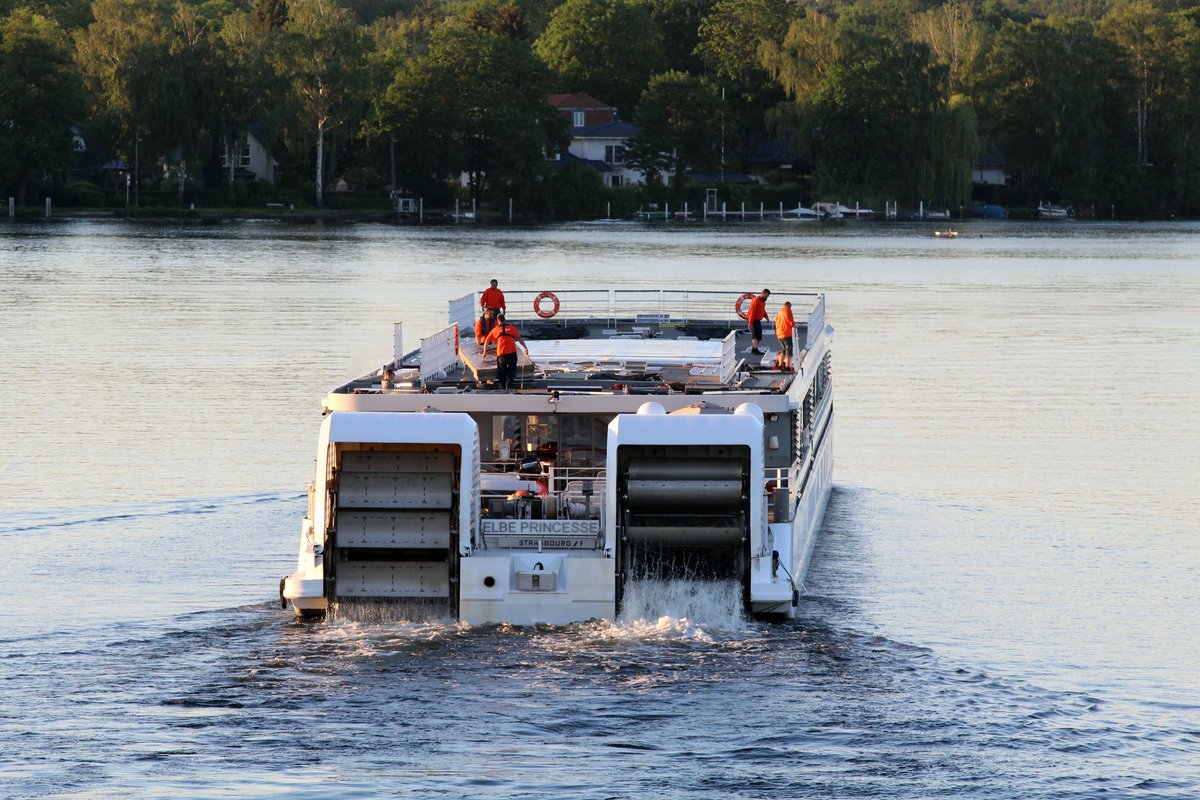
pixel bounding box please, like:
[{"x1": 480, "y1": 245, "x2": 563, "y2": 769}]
[
  {"x1": 222, "y1": 126, "x2": 278, "y2": 184},
  {"x1": 548, "y1": 94, "x2": 661, "y2": 186}
]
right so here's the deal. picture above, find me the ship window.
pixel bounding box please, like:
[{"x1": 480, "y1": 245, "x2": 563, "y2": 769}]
[
  {"x1": 524, "y1": 415, "x2": 560, "y2": 464},
  {"x1": 558, "y1": 414, "x2": 613, "y2": 468},
  {"x1": 491, "y1": 414, "x2": 525, "y2": 462}
]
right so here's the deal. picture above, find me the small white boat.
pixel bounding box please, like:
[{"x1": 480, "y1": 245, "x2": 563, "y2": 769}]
[
  {"x1": 813, "y1": 201, "x2": 873, "y2": 219},
  {"x1": 934, "y1": 229, "x2": 958, "y2": 238},
  {"x1": 1037, "y1": 202, "x2": 1070, "y2": 219},
  {"x1": 783, "y1": 205, "x2": 820, "y2": 221}
]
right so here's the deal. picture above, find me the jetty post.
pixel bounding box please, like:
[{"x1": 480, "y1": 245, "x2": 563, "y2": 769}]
[
  {"x1": 7, "y1": 197, "x2": 12, "y2": 219},
  {"x1": 45, "y1": 198, "x2": 51, "y2": 219}
]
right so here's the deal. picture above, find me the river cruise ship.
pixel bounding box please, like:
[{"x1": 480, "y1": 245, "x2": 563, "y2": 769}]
[{"x1": 281, "y1": 289, "x2": 834, "y2": 624}]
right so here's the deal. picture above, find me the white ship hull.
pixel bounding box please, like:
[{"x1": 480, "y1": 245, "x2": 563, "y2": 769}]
[{"x1": 282, "y1": 289, "x2": 835, "y2": 625}]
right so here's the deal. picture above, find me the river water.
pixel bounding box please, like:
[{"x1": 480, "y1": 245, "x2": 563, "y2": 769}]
[{"x1": 1, "y1": 219, "x2": 1197, "y2": 798}]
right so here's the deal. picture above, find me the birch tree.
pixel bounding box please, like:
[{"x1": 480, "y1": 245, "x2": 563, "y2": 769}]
[{"x1": 278, "y1": 0, "x2": 362, "y2": 208}]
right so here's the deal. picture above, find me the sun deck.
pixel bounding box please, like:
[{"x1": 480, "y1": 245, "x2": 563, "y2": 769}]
[{"x1": 330, "y1": 289, "x2": 826, "y2": 401}]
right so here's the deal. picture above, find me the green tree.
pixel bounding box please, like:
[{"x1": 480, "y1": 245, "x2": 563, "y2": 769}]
[
  {"x1": 760, "y1": 8, "x2": 840, "y2": 105},
  {"x1": 381, "y1": 25, "x2": 565, "y2": 204},
  {"x1": 218, "y1": 9, "x2": 292, "y2": 196},
  {"x1": 635, "y1": 0, "x2": 713, "y2": 74},
  {"x1": 630, "y1": 70, "x2": 721, "y2": 190},
  {"x1": 695, "y1": 0, "x2": 791, "y2": 84},
  {"x1": 534, "y1": 0, "x2": 664, "y2": 115},
  {"x1": 765, "y1": 16, "x2": 969, "y2": 207},
  {"x1": 252, "y1": 0, "x2": 288, "y2": 29},
  {"x1": 276, "y1": 0, "x2": 364, "y2": 208},
  {"x1": 0, "y1": 8, "x2": 84, "y2": 204},
  {"x1": 911, "y1": 1, "x2": 987, "y2": 98},
  {"x1": 76, "y1": 0, "x2": 226, "y2": 199},
  {"x1": 1100, "y1": 1, "x2": 1188, "y2": 169},
  {"x1": 977, "y1": 16, "x2": 1110, "y2": 203}
]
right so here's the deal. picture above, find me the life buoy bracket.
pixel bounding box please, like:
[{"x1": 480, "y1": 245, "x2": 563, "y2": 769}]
[
  {"x1": 735, "y1": 292, "x2": 755, "y2": 320},
  {"x1": 534, "y1": 291, "x2": 560, "y2": 318}
]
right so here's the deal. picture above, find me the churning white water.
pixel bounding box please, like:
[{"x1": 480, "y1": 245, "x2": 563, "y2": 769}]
[{"x1": 618, "y1": 579, "x2": 748, "y2": 630}]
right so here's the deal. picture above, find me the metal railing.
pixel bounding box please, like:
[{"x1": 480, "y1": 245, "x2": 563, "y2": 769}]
[
  {"x1": 419, "y1": 324, "x2": 461, "y2": 385},
  {"x1": 449, "y1": 289, "x2": 824, "y2": 329}
]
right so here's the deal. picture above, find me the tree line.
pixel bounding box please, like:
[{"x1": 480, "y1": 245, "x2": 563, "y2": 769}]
[{"x1": 2, "y1": 0, "x2": 1200, "y2": 218}]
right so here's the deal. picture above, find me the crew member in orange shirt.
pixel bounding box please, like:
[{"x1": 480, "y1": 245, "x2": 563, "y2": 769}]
[
  {"x1": 480, "y1": 279, "x2": 506, "y2": 314},
  {"x1": 774, "y1": 300, "x2": 795, "y2": 371},
  {"x1": 746, "y1": 288, "x2": 771, "y2": 355},
  {"x1": 474, "y1": 307, "x2": 498, "y2": 347},
  {"x1": 482, "y1": 313, "x2": 530, "y2": 390}
]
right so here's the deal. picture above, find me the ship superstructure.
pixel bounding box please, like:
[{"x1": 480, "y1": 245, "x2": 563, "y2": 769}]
[{"x1": 281, "y1": 289, "x2": 833, "y2": 624}]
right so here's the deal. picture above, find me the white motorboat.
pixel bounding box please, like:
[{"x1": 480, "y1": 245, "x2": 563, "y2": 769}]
[
  {"x1": 783, "y1": 205, "x2": 820, "y2": 221},
  {"x1": 281, "y1": 289, "x2": 835, "y2": 625},
  {"x1": 1037, "y1": 201, "x2": 1070, "y2": 219},
  {"x1": 813, "y1": 201, "x2": 874, "y2": 219}
]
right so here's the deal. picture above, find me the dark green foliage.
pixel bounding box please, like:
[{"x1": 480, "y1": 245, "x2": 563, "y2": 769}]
[
  {"x1": 535, "y1": 0, "x2": 665, "y2": 115},
  {"x1": 251, "y1": 0, "x2": 287, "y2": 29},
  {"x1": 2, "y1": 0, "x2": 1198, "y2": 218},
  {"x1": 55, "y1": 180, "x2": 105, "y2": 207},
  {"x1": 632, "y1": 70, "x2": 722, "y2": 192},
  {"x1": 0, "y1": 8, "x2": 85, "y2": 204},
  {"x1": 381, "y1": 25, "x2": 565, "y2": 205}
]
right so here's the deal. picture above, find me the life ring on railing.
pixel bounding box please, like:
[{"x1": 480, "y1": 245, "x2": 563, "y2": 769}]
[
  {"x1": 534, "y1": 291, "x2": 560, "y2": 318},
  {"x1": 735, "y1": 292, "x2": 755, "y2": 320}
]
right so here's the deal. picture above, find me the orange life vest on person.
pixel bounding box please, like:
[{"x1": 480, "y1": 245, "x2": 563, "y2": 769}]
[{"x1": 485, "y1": 322, "x2": 520, "y2": 356}]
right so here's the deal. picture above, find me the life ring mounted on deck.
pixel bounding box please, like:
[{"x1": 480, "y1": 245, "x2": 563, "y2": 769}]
[
  {"x1": 534, "y1": 291, "x2": 560, "y2": 318},
  {"x1": 735, "y1": 292, "x2": 755, "y2": 320}
]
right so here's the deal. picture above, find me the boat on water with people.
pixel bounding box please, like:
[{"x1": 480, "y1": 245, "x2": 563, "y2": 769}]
[{"x1": 280, "y1": 288, "x2": 835, "y2": 625}]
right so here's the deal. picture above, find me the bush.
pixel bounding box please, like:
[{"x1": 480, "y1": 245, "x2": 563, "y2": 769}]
[
  {"x1": 55, "y1": 181, "x2": 106, "y2": 208},
  {"x1": 322, "y1": 190, "x2": 392, "y2": 210}
]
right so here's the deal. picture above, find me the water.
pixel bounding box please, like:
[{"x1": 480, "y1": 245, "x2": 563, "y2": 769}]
[{"x1": 2, "y1": 219, "x2": 1197, "y2": 798}]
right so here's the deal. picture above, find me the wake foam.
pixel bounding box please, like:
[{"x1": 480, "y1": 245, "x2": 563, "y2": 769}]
[{"x1": 617, "y1": 578, "x2": 747, "y2": 632}]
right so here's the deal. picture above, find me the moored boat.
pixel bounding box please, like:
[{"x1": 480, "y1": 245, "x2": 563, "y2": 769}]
[
  {"x1": 783, "y1": 205, "x2": 820, "y2": 221},
  {"x1": 281, "y1": 289, "x2": 835, "y2": 625},
  {"x1": 813, "y1": 201, "x2": 874, "y2": 219},
  {"x1": 1037, "y1": 201, "x2": 1070, "y2": 219}
]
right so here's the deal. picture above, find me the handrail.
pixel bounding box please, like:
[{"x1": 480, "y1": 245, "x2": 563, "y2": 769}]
[{"x1": 450, "y1": 289, "x2": 824, "y2": 328}]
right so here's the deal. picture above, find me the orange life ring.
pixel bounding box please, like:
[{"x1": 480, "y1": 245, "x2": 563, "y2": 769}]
[
  {"x1": 735, "y1": 292, "x2": 755, "y2": 320},
  {"x1": 534, "y1": 291, "x2": 560, "y2": 318}
]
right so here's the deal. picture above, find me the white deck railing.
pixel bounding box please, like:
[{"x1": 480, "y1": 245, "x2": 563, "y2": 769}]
[
  {"x1": 418, "y1": 325, "x2": 461, "y2": 385},
  {"x1": 450, "y1": 289, "x2": 824, "y2": 328}
]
